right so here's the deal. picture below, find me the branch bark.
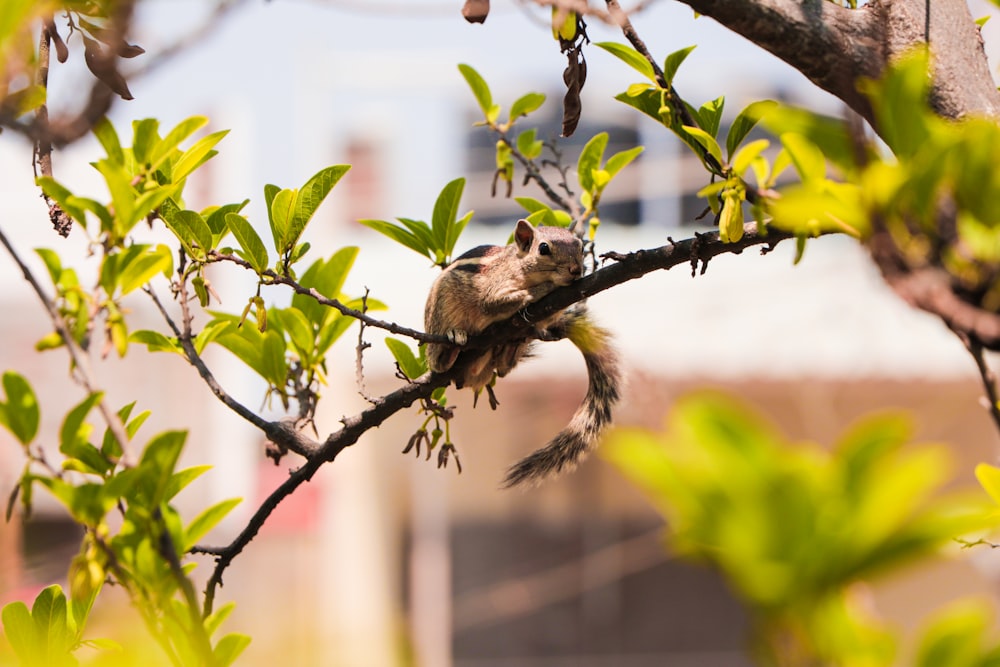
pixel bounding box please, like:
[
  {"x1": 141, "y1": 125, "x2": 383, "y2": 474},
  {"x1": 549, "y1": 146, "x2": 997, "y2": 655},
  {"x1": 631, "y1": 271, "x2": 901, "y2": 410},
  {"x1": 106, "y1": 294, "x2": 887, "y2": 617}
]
[
  {"x1": 668, "y1": 0, "x2": 1000, "y2": 126},
  {"x1": 193, "y1": 221, "x2": 798, "y2": 616}
]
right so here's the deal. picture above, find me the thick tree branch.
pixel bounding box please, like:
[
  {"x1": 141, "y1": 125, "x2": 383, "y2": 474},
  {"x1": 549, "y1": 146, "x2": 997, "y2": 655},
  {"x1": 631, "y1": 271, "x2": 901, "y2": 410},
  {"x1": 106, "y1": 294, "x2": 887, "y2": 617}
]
[
  {"x1": 868, "y1": 228, "x2": 1000, "y2": 351},
  {"x1": 669, "y1": 0, "x2": 881, "y2": 122},
  {"x1": 667, "y1": 0, "x2": 1000, "y2": 127},
  {"x1": 193, "y1": 221, "x2": 799, "y2": 616}
]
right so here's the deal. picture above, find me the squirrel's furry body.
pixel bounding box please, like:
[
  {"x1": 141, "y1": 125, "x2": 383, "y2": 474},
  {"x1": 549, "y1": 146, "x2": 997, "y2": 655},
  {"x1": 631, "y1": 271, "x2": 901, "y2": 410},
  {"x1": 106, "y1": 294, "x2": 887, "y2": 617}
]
[{"x1": 424, "y1": 219, "x2": 621, "y2": 487}]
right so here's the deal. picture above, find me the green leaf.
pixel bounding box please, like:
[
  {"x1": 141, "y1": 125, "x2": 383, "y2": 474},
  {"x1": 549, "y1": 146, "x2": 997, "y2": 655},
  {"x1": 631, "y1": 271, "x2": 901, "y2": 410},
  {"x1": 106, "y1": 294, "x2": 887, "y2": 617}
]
[
  {"x1": 94, "y1": 159, "x2": 135, "y2": 235},
  {"x1": 204, "y1": 200, "x2": 249, "y2": 240},
  {"x1": 204, "y1": 602, "x2": 236, "y2": 638},
  {"x1": 431, "y1": 178, "x2": 466, "y2": 256},
  {"x1": 59, "y1": 393, "x2": 103, "y2": 458},
  {"x1": 131, "y1": 185, "x2": 179, "y2": 233},
  {"x1": 594, "y1": 42, "x2": 656, "y2": 82},
  {"x1": 194, "y1": 320, "x2": 233, "y2": 355},
  {"x1": 396, "y1": 218, "x2": 438, "y2": 255},
  {"x1": 359, "y1": 219, "x2": 432, "y2": 260},
  {"x1": 93, "y1": 117, "x2": 124, "y2": 165},
  {"x1": 719, "y1": 190, "x2": 744, "y2": 243},
  {"x1": 516, "y1": 128, "x2": 544, "y2": 159},
  {"x1": 976, "y1": 463, "x2": 1000, "y2": 506},
  {"x1": 183, "y1": 498, "x2": 242, "y2": 551},
  {"x1": 172, "y1": 129, "x2": 228, "y2": 181},
  {"x1": 290, "y1": 248, "x2": 360, "y2": 326},
  {"x1": 0, "y1": 371, "x2": 39, "y2": 445},
  {"x1": 780, "y1": 132, "x2": 826, "y2": 183},
  {"x1": 129, "y1": 329, "x2": 182, "y2": 354},
  {"x1": 163, "y1": 208, "x2": 212, "y2": 258},
  {"x1": 212, "y1": 326, "x2": 267, "y2": 380},
  {"x1": 604, "y1": 146, "x2": 644, "y2": 178},
  {"x1": 509, "y1": 92, "x2": 545, "y2": 123},
  {"x1": 614, "y1": 87, "x2": 670, "y2": 128},
  {"x1": 915, "y1": 600, "x2": 994, "y2": 667},
  {"x1": 458, "y1": 64, "x2": 494, "y2": 120},
  {"x1": 726, "y1": 99, "x2": 778, "y2": 159},
  {"x1": 149, "y1": 115, "x2": 208, "y2": 170},
  {"x1": 305, "y1": 246, "x2": 358, "y2": 302},
  {"x1": 288, "y1": 165, "x2": 351, "y2": 254},
  {"x1": 225, "y1": 213, "x2": 269, "y2": 274},
  {"x1": 731, "y1": 139, "x2": 770, "y2": 175},
  {"x1": 761, "y1": 106, "x2": 854, "y2": 172},
  {"x1": 101, "y1": 402, "x2": 148, "y2": 460},
  {"x1": 515, "y1": 197, "x2": 551, "y2": 215},
  {"x1": 386, "y1": 338, "x2": 426, "y2": 379},
  {"x1": 578, "y1": 132, "x2": 609, "y2": 194},
  {"x1": 137, "y1": 430, "x2": 187, "y2": 507},
  {"x1": 74, "y1": 197, "x2": 114, "y2": 233},
  {"x1": 131, "y1": 118, "x2": 160, "y2": 166},
  {"x1": 269, "y1": 188, "x2": 296, "y2": 255},
  {"x1": 260, "y1": 330, "x2": 287, "y2": 387},
  {"x1": 213, "y1": 633, "x2": 252, "y2": 667},
  {"x1": 275, "y1": 307, "x2": 314, "y2": 357},
  {"x1": 662, "y1": 45, "x2": 696, "y2": 85},
  {"x1": 34, "y1": 247, "x2": 63, "y2": 284},
  {"x1": 31, "y1": 584, "x2": 72, "y2": 659},
  {"x1": 117, "y1": 244, "x2": 172, "y2": 295},
  {"x1": 164, "y1": 465, "x2": 212, "y2": 501},
  {"x1": 2, "y1": 601, "x2": 39, "y2": 664},
  {"x1": 860, "y1": 50, "x2": 932, "y2": 159},
  {"x1": 698, "y1": 96, "x2": 725, "y2": 139},
  {"x1": 682, "y1": 125, "x2": 723, "y2": 167}
]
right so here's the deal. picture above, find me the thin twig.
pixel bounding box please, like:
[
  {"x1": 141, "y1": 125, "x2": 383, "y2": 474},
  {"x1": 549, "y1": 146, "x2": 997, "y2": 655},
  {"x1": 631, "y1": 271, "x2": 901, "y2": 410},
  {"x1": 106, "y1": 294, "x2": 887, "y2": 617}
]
[
  {"x1": 0, "y1": 224, "x2": 134, "y2": 464},
  {"x1": 956, "y1": 330, "x2": 1000, "y2": 435},
  {"x1": 354, "y1": 289, "x2": 377, "y2": 404},
  {"x1": 207, "y1": 251, "x2": 446, "y2": 343},
  {"x1": 500, "y1": 134, "x2": 577, "y2": 215},
  {"x1": 144, "y1": 285, "x2": 320, "y2": 458}
]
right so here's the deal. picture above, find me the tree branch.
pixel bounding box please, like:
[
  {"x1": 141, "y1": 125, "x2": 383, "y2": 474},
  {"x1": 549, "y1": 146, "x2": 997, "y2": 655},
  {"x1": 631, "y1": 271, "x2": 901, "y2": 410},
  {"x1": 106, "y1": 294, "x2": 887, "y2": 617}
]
[
  {"x1": 0, "y1": 224, "x2": 135, "y2": 465},
  {"x1": 207, "y1": 251, "x2": 448, "y2": 344},
  {"x1": 669, "y1": 0, "x2": 882, "y2": 123},
  {"x1": 667, "y1": 0, "x2": 1000, "y2": 127},
  {"x1": 144, "y1": 286, "x2": 321, "y2": 459},
  {"x1": 193, "y1": 221, "x2": 800, "y2": 616}
]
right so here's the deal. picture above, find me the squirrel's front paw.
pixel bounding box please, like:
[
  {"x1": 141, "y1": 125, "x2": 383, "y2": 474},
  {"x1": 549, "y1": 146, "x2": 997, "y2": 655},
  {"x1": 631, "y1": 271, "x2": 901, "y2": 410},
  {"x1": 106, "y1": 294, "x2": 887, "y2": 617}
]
[{"x1": 447, "y1": 329, "x2": 468, "y2": 346}]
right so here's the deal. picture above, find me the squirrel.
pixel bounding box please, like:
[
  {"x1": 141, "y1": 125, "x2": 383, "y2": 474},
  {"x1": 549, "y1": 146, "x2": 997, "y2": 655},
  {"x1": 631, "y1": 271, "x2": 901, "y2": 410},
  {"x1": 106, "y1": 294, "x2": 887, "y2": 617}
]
[{"x1": 424, "y1": 218, "x2": 621, "y2": 488}]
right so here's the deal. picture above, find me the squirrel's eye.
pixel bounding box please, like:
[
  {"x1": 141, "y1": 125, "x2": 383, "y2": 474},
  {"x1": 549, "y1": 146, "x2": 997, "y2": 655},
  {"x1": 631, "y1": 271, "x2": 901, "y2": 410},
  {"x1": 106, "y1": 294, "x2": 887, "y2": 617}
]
[{"x1": 538, "y1": 242, "x2": 551, "y2": 256}]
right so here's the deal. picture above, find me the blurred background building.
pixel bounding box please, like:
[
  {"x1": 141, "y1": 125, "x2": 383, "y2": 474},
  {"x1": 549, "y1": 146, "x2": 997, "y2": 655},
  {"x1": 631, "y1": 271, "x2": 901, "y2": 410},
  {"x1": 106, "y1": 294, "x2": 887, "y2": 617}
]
[{"x1": 2, "y1": 1, "x2": 1000, "y2": 665}]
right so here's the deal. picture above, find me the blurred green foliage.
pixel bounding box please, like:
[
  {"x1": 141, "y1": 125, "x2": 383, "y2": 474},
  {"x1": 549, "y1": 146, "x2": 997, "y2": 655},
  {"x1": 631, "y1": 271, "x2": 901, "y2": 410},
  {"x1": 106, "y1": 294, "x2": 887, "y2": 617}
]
[{"x1": 604, "y1": 392, "x2": 1000, "y2": 666}]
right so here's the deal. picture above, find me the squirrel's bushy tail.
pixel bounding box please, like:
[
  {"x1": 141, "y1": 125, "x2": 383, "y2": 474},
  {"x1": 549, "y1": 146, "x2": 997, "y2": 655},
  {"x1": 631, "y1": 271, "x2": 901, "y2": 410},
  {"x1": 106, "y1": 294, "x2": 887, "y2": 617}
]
[{"x1": 501, "y1": 309, "x2": 621, "y2": 488}]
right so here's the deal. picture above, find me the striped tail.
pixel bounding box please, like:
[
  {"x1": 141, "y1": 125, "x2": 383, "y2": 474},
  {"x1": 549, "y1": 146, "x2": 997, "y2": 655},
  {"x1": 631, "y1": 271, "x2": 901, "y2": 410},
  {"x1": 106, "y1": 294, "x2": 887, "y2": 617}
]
[{"x1": 501, "y1": 309, "x2": 621, "y2": 488}]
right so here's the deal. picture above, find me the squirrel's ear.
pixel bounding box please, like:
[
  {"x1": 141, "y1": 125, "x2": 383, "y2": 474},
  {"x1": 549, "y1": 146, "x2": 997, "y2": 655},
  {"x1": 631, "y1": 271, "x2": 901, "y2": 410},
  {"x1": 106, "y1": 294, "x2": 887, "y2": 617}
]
[{"x1": 513, "y1": 219, "x2": 534, "y2": 252}]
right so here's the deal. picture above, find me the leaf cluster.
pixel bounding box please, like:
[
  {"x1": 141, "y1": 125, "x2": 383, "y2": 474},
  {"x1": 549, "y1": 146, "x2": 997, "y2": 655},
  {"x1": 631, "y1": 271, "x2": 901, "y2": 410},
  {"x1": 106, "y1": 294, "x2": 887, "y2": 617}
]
[
  {"x1": 599, "y1": 42, "x2": 777, "y2": 242},
  {"x1": 360, "y1": 177, "x2": 472, "y2": 267},
  {"x1": 1, "y1": 374, "x2": 248, "y2": 666},
  {"x1": 604, "y1": 392, "x2": 997, "y2": 665},
  {"x1": 458, "y1": 64, "x2": 643, "y2": 233}
]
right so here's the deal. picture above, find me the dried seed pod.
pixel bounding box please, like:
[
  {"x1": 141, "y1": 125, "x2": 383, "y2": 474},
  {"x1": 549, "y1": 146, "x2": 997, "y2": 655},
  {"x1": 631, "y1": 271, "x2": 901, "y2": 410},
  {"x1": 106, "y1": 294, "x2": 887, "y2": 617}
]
[{"x1": 461, "y1": 0, "x2": 489, "y2": 24}]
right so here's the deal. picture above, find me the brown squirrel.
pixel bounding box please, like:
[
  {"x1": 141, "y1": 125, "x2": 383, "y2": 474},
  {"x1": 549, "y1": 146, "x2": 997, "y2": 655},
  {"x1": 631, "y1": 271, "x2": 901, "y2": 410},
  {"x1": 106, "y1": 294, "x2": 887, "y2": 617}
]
[{"x1": 424, "y1": 219, "x2": 621, "y2": 487}]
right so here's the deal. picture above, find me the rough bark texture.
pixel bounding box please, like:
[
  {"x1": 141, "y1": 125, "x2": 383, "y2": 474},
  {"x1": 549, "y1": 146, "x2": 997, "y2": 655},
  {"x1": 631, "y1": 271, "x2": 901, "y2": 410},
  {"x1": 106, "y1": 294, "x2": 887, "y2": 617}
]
[
  {"x1": 672, "y1": 0, "x2": 1000, "y2": 126},
  {"x1": 876, "y1": 0, "x2": 1000, "y2": 119}
]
